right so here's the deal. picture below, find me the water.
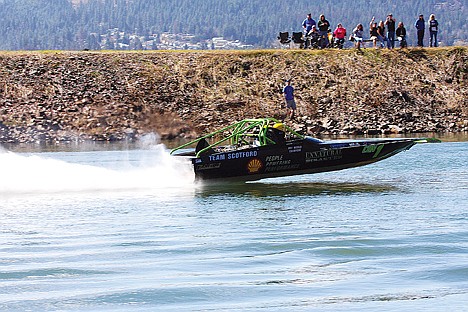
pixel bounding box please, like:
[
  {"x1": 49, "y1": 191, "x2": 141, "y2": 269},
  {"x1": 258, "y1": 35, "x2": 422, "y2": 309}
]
[{"x1": 0, "y1": 139, "x2": 467, "y2": 311}]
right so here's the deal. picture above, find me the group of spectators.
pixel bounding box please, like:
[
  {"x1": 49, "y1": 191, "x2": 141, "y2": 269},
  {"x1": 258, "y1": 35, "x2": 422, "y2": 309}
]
[
  {"x1": 301, "y1": 13, "x2": 440, "y2": 50},
  {"x1": 281, "y1": 13, "x2": 440, "y2": 119},
  {"x1": 415, "y1": 14, "x2": 440, "y2": 47},
  {"x1": 302, "y1": 13, "x2": 344, "y2": 49}
]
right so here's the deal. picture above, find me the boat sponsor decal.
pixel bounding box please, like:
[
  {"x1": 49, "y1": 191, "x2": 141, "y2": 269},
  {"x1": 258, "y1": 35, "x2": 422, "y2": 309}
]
[
  {"x1": 328, "y1": 143, "x2": 349, "y2": 149},
  {"x1": 288, "y1": 145, "x2": 302, "y2": 153},
  {"x1": 262, "y1": 155, "x2": 298, "y2": 172},
  {"x1": 227, "y1": 150, "x2": 258, "y2": 160},
  {"x1": 207, "y1": 150, "x2": 258, "y2": 162},
  {"x1": 247, "y1": 158, "x2": 263, "y2": 173},
  {"x1": 305, "y1": 149, "x2": 343, "y2": 163},
  {"x1": 209, "y1": 154, "x2": 226, "y2": 162},
  {"x1": 329, "y1": 142, "x2": 359, "y2": 148},
  {"x1": 264, "y1": 163, "x2": 300, "y2": 172},
  {"x1": 196, "y1": 163, "x2": 221, "y2": 170},
  {"x1": 362, "y1": 144, "x2": 384, "y2": 158},
  {"x1": 265, "y1": 155, "x2": 291, "y2": 167}
]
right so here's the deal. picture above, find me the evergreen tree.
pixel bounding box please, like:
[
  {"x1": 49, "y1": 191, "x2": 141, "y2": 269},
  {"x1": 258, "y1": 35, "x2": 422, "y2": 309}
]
[{"x1": 0, "y1": 0, "x2": 466, "y2": 50}]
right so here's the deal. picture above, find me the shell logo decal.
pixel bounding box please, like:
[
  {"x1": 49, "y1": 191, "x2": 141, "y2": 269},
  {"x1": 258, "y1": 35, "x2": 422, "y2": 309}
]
[{"x1": 247, "y1": 158, "x2": 263, "y2": 174}]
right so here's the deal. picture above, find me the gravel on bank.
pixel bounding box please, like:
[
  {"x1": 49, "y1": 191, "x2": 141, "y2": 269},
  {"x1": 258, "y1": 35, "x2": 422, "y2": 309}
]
[{"x1": 0, "y1": 48, "x2": 466, "y2": 144}]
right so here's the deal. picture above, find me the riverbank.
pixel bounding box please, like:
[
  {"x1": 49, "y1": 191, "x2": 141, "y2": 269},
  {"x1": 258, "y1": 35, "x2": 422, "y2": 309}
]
[{"x1": 0, "y1": 48, "x2": 466, "y2": 144}]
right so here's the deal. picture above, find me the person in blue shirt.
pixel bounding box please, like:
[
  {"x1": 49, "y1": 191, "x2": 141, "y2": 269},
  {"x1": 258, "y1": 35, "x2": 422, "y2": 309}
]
[
  {"x1": 282, "y1": 80, "x2": 296, "y2": 120},
  {"x1": 415, "y1": 14, "x2": 425, "y2": 47},
  {"x1": 302, "y1": 13, "x2": 316, "y2": 35},
  {"x1": 302, "y1": 13, "x2": 316, "y2": 48}
]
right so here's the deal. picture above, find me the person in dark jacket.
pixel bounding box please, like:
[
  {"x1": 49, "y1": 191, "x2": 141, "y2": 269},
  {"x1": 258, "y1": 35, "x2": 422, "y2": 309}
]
[
  {"x1": 414, "y1": 14, "x2": 425, "y2": 47},
  {"x1": 377, "y1": 20, "x2": 387, "y2": 48},
  {"x1": 396, "y1": 22, "x2": 407, "y2": 48},
  {"x1": 369, "y1": 17, "x2": 379, "y2": 48},
  {"x1": 317, "y1": 14, "x2": 330, "y2": 48},
  {"x1": 385, "y1": 13, "x2": 396, "y2": 49}
]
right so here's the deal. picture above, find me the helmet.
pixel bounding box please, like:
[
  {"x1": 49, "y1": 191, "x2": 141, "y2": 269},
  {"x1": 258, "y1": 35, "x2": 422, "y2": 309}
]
[{"x1": 273, "y1": 123, "x2": 285, "y2": 132}]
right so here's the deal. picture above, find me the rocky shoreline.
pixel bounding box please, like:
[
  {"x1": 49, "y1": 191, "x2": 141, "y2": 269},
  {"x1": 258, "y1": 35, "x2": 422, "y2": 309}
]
[{"x1": 0, "y1": 48, "x2": 467, "y2": 145}]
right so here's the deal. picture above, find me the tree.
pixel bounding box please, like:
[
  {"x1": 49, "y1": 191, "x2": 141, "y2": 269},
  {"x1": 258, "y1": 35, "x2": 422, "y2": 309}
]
[{"x1": 0, "y1": 0, "x2": 466, "y2": 50}]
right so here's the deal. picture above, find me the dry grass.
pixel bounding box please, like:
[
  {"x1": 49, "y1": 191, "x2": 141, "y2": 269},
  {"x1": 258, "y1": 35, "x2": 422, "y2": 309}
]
[{"x1": 0, "y1": 47, "x2": 466, "y2": 140}]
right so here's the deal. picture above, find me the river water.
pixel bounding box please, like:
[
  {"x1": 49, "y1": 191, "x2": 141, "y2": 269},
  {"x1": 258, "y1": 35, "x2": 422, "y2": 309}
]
[{"x1": 0, "y1": 137, "x2": 467, "y2": 311}]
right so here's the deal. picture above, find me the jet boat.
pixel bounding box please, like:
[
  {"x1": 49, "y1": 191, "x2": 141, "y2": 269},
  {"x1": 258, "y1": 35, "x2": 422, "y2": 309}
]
[{"x1": 170, "y1": 118, "x2": 422, "y2": 181}]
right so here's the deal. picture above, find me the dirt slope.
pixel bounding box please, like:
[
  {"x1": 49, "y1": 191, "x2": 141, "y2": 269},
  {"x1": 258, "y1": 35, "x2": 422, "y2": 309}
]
[{"x1": 0, "y1": 48, "x2": 466, "y2": 144}]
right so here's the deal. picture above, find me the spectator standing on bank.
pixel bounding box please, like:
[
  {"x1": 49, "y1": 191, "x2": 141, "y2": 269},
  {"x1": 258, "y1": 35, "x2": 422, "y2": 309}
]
[
  {"x1": 385, "y1": 13, "x2": 396, "y2": 49},
  {"x1": 415, "y1": 14, "x2": 425, "y2": 47},
  {"x1": 369, "y1": 17, "x2": 379, "y2": 48},
  {"x1": 317, "y1": 14, "x2": 330, "y2": 48},
  {"x1": 429, "y1": 14, "x2": 439, "y2": 47},
  {"x1": 302, "y1": 13, "x2": 316, "y2": 49},
  {"x1": 302, "y1": 13, "x2": 316, "y2": 35},
  {"x1": 282, "y1": 80, "x2": 296, "y2": 120}
]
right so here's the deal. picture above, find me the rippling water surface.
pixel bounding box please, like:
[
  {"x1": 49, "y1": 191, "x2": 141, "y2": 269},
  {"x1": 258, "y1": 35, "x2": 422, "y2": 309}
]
[{"x1": 0, "y1": 140, "x2": 467, "y2": 311}]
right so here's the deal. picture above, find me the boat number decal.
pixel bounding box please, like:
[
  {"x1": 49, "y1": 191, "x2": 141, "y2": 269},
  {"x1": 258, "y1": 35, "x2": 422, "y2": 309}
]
[
  {"x1": 362, "y1": 144, "x2": 385, "y2": 158},
  {"x1": 247, "y1": 158, "x2": 263, "y2": 173},
  {"x1": 305, "y1": 149, "x2": 343, "y2": 163}
]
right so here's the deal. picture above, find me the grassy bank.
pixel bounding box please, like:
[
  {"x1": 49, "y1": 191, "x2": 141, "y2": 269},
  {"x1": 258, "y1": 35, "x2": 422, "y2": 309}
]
[{"x1": 0, "y1": 47, "x2": 466, "y2": 143}]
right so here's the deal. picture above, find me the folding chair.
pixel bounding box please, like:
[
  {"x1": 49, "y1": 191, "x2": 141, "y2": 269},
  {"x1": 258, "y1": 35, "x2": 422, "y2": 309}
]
[
  {"x1": 292, "y1": 32, "x2": 305, "y2": 48},
  {"x1": 277, "y1": 32, "x2": 291, "y2": 48}
]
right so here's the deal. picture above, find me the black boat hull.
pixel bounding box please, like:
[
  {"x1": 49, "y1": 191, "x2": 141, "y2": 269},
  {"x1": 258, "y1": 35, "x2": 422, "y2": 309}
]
[{"x1": 190, "y1": 137, "x2": 416, "y2": 181}]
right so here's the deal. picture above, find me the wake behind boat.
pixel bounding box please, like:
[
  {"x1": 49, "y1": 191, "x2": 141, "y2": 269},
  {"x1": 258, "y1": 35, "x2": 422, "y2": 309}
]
[{"x1": 170, "y1": 118, "x2": 423, "y2": 181}]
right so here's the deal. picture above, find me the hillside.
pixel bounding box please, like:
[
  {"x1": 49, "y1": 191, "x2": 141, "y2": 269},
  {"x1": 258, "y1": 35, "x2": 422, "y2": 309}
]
[
  {"x1": 0, "y1": 48, "x2": 467, "y2": 144},
  {"x1": 0, "y1": 0, "x2": 466, "y2": 50}
]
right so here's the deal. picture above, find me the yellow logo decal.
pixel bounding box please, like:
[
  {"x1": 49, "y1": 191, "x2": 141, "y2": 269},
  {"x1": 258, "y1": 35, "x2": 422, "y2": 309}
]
[{"x1": 247, "y1": 158, "x2": 263, "y2": 173}]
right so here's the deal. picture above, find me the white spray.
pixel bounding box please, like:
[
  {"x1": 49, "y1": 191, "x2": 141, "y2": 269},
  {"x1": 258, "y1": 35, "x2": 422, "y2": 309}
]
[{"x1": 0, "y1": 143, "x2": 195, "y2": 197}]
